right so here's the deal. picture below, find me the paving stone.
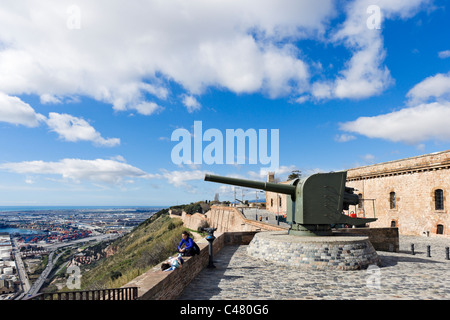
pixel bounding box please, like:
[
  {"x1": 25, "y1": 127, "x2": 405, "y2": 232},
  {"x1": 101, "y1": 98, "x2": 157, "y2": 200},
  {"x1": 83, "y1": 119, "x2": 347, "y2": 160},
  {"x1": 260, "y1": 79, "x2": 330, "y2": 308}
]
[{"x1": 178, "y1": 235, "x2": 450, "y2": 300}]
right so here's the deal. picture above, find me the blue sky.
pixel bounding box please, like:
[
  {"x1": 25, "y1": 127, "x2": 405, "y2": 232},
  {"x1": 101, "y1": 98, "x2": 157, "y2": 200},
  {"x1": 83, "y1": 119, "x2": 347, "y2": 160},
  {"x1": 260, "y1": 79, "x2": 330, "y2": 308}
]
[{"x1": 0, "y1": 0, "x2": 449, "y2": 206}]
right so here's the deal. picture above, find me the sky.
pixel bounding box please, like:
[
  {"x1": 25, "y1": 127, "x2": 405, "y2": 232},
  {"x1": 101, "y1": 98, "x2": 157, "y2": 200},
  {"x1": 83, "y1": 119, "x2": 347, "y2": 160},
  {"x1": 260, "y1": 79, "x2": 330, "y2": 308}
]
[{"x1": 0, "y1": 0, "x2": 449, "y2": 206}]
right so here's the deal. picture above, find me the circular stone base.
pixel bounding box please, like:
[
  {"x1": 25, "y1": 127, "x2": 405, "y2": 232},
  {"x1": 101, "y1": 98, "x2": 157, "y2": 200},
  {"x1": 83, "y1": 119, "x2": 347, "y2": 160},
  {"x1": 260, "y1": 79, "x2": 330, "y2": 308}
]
[{"x1": 247, "y1": 231, "x2": 381, "y2": 270}]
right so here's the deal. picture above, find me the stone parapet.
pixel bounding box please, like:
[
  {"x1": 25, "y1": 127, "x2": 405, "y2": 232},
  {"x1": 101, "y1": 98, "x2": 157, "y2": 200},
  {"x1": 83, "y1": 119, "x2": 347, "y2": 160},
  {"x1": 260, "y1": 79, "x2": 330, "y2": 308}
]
[
  {"x1": 347, "y1": 150, "x2": 450, "y2": 181},
  {"x1": 179, "y1": 205, "x2": 288, "y2": 233},
  {"x1": 122, "y1": 231, "x2": 258, "y2": 300},
  {"x1": 335, "y1": 227, "x2": 399, "y2": 252}
]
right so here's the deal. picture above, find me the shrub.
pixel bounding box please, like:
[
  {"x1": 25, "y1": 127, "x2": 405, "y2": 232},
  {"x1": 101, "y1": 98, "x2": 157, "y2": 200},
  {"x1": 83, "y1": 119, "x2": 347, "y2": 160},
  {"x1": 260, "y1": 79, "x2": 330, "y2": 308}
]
[
  {"x1": 197, "y1": 220, "x2": 209, "y2": 232},
  {"x1": 167, "y1": 222, "x2": 176, "y2": 230},
  {"x1": 110, "y1": 270, "x2": 122, "y2": 281}
]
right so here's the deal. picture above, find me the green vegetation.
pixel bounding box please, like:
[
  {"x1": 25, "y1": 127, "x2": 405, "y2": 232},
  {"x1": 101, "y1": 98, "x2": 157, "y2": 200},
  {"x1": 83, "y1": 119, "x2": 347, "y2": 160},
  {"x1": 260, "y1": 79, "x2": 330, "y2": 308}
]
[
  {"x1": 30, "y1": 254, "x2": 49, "y2": 278},
  {"x1": 75, "y1": 209, "x2": 189, "y2": 290},
  {"x1": 170, "y1": 201, "x2": 209, "y2": 215}
]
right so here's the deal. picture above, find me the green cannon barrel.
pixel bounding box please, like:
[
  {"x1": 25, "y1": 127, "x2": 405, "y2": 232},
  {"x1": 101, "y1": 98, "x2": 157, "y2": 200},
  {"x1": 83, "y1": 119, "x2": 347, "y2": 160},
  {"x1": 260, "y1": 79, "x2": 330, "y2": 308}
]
[{"x1": 204, "y1": 174, "x2": 296, "y2": 196}]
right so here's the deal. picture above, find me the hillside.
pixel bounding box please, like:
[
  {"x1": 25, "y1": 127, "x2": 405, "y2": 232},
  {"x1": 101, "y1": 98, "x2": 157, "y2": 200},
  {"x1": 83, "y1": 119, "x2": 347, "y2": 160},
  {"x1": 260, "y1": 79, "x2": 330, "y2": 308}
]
[{"x1": 72, "y1": 208, "x2": 188, "y2": 290}]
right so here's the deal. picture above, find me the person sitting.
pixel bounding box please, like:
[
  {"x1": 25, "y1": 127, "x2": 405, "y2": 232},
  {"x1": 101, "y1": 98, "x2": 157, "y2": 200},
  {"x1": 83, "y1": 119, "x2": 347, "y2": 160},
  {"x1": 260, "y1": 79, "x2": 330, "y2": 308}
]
[
  {"x1": 178, "y1": 231, "x2": 200, "y2": 256},
  {"x1": 161, "y1": 254, "x2": 184, "y2": 272}
]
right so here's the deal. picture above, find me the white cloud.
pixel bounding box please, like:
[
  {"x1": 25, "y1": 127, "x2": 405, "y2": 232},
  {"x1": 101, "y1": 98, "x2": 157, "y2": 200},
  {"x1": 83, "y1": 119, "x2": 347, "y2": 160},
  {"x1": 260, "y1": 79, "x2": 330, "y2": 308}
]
[
  {"x1": 25, "y1": 177, "x2": 35, "y2": 185},
  {"x1": 247, "y1": 165, "x2": 298, "y2": 180},
  {"x1": 182, "y1": 95, "x2": 201, "y2": 113},
  {"x1": 0, "y1": 158, "x2": 149, "y2": 185},
  {"x1": 0, "y1": 93, "x2": 120, "y2": 147},
  {"x1": 147, "y1": 169, "x2": 211, "y2": 188},
  {"x1": 438, "y1": 50, "x2": 450, "y2": 59},
  {"x1": 339, "y1": 67, "x2": 450, "y2": 146},
  {"x1": 0, "y1": 157, "x2": 214, "y2": 190},
  {"x1": 340, "y1": 101, "x2": 450, "y2": 144},
  {"x1": 361, "y1": 153, "x2": 375, "y2": 162},
  {"x1": 134, "y1": 102, "x2": 163, "y2": 116},
  {"x1": 406, "y1": 72, "x2": 450, "y2": 104},
  {"x1": 311, "y1": 0, "x2": 428, "y2": 100},
  {"x1": 109, "y1": 155, "x2": 126, "y2": 163},
  {"x1": 0, "y1": 93, "x2": 45, "y2": 127},
  {"x1": 334, "y1": 133, "x2": 356, "y2": 143},
  {"x1": 46, "y1": 112, "x2": 120, "y2": 147},
  {"x1": 0, "y1": 0, "x2": 435, "y2": 112},
  {"x1": 0, "y1": 1, "x2": 337, "y2": 112},
  {"x1": 40, "y1": 94, "x2": 62, "y2": 105}
]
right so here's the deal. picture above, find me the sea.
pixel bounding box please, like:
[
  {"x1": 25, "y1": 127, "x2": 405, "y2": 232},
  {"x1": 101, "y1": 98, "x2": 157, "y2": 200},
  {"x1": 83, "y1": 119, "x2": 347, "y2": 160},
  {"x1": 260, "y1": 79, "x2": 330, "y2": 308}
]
[
  {"x1": 0, "y1": 227, "x2": 41, "y2": 235},
  {"x1": 0, "y1": 206, "x2": 167, "y2": 212}
]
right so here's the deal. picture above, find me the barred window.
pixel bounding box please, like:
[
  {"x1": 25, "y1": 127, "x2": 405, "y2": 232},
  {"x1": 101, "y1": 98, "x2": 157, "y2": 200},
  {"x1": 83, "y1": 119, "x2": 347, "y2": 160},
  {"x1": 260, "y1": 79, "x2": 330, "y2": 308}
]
[
  {"x1": 389, "y1": 192, "x2": 396, "y2": 209},
  {"x1": 435, "y1": 189, "x2": 444, "y2": 210}
]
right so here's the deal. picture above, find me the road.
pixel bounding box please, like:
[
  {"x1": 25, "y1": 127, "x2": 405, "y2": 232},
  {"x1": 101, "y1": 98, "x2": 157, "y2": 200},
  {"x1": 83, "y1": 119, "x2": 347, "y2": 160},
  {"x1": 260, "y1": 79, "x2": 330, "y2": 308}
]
[
  {"x1": 43, "y1": 233, "x2": 120, "y2": 251},
  {"x1": 17, "y1": 233, "x2": 121, "y2": 299},
  {"x1": 25, "y1": 250, "x2": 66, "y2": 297},
  {"x1": 11, "y1": 238, "x2": 31, "y2": 294}
]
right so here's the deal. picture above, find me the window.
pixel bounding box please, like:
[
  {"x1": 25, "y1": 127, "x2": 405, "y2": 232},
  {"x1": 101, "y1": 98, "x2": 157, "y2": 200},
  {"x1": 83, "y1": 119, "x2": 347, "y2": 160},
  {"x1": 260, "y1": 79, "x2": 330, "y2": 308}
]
[
  {"x1": 389, "y1": 192, "x2": 396, "y2": 209},
  {"x1": 391, "y1": 220, "x2": 396, "y2": 228},
  {"x1": 270, "y1": 198, "x2": 273, "y2": 207},
  {"x1": 279, "y1": 197, "x2": 282, "y2": 207},
  {"x1": 358, "y1": 193, "x2": 363, "y2": 209},
  {"x1": 437, "y1": 224, "x2": 444, "y2": 235},
  {"x1": 435, "y1": 189, "x2": 444, "y2": 210}
]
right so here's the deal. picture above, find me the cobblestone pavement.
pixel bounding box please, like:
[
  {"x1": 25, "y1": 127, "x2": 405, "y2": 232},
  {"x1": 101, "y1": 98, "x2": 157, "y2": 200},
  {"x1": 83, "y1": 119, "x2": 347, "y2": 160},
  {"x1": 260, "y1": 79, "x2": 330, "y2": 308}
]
[{"x1": 178, "y1": 236, "x2": 450, "y2": 300}]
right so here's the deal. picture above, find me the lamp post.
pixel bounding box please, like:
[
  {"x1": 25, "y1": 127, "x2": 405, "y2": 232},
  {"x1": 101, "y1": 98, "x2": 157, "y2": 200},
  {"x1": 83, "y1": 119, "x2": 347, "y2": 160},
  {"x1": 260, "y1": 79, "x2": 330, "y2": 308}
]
[
  {"x1": 255, "y1": 190, "x2": 264, "y2": 220},
  {"x1": 201, "y1": 227, "x2": 217, "y2": 268}
]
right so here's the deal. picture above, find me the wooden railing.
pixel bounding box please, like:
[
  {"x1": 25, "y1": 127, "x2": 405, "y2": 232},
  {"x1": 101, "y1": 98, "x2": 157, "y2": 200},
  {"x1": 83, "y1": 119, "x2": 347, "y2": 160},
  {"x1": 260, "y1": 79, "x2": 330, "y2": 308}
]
[{"x1": 23, "y1": 287, "x2": 138, "y2": 300}]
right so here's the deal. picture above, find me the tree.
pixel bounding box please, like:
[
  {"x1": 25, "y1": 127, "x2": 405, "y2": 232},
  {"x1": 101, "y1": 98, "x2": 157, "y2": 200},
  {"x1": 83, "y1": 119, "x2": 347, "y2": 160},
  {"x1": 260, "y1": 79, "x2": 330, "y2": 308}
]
[
  {"x1": 287, "y1": 170, "x2": 302, "y2": 181},
  {"x1": 185, "y1": 203, "x2": 202, "y2": 215}
]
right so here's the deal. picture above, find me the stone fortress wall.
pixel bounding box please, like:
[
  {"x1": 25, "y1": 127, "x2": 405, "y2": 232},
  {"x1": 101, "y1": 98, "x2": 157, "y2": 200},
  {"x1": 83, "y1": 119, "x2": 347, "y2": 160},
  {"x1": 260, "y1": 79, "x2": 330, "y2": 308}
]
[
  {"x1": 346, "y1": 150, "x2": 450, "y2": 236},
  {"x1": 170, "y1": 206, "x2": 288, "y2": 233}
]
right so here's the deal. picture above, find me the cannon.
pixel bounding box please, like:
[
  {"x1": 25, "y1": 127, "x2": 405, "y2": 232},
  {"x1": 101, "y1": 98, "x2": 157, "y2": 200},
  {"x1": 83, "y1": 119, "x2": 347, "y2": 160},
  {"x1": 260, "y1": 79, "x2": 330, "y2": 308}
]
[{"x1": 204, "y1": 171, "x2": 377, "y2": 236}]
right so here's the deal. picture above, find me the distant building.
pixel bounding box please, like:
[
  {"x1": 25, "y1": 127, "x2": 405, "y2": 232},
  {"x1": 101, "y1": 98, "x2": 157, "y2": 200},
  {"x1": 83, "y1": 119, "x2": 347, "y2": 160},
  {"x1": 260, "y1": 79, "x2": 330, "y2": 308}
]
[{"x1": 265, "y1": 172, "x2": 288, "y2": 216}]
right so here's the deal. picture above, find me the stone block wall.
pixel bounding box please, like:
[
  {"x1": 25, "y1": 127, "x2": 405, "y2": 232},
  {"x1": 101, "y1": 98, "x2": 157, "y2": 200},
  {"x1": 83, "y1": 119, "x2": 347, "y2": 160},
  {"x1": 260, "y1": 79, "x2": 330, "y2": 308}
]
[
  {"x1": 346, "y1": 150, "x2": 450, "y2": 236},
  {"x1": 178, "y1": 205, "x2": 288, "y2": 233},
  {"x1": 247, "y1": 231, "x2": 381, "y2": 271},
  {"x1": 122, "y1": 231, "x2": 258, "y2": 300},
  {"x1": 335, "y1": 227, "x2": 399, "y2": 252}
]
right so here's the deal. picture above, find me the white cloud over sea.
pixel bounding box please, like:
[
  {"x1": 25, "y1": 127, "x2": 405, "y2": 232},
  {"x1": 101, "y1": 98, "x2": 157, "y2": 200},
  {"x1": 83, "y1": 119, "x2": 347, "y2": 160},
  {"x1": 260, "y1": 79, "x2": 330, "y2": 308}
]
[{"x1": 339, "y1": 72, "x2": 450, "y2": 145}]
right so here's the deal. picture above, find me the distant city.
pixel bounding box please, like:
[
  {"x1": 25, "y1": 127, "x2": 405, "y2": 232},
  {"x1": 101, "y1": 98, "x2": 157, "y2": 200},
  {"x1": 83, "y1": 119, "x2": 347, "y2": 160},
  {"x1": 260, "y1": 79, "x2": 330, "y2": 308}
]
[{"x1": 0, "y1": 206, "x2": 164, "y2": 300}]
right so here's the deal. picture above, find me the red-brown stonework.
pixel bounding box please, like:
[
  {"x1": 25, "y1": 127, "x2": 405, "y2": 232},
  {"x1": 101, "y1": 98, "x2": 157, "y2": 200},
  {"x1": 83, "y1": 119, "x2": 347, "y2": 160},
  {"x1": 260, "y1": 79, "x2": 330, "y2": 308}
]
[{"x1": 346, "y1": 150, "x2": 450, "y2": 236}]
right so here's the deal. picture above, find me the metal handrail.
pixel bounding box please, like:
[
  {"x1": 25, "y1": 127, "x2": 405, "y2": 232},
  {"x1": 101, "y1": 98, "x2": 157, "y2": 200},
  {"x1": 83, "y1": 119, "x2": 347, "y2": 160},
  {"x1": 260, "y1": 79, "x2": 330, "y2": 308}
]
[{"x1": 23, "y1": 287, "x2": 138, "y2": 300}]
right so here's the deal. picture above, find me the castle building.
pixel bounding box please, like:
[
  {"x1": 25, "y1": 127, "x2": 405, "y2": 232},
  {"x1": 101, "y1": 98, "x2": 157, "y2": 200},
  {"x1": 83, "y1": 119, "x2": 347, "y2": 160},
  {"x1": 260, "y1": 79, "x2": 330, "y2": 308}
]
[
  {"x1": 266, "y1": 150, "x2": 450, "y2": 236},
  {"x1": 265, "y1": 172, "x2": 288, "y2": 216}
]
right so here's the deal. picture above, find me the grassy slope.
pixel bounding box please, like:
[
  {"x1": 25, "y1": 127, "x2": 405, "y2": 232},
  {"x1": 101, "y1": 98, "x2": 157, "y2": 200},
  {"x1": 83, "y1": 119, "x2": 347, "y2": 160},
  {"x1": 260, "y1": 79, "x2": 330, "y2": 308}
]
[{"x1": 79, "y1": 209, "x2": 187, "y2": 290}]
